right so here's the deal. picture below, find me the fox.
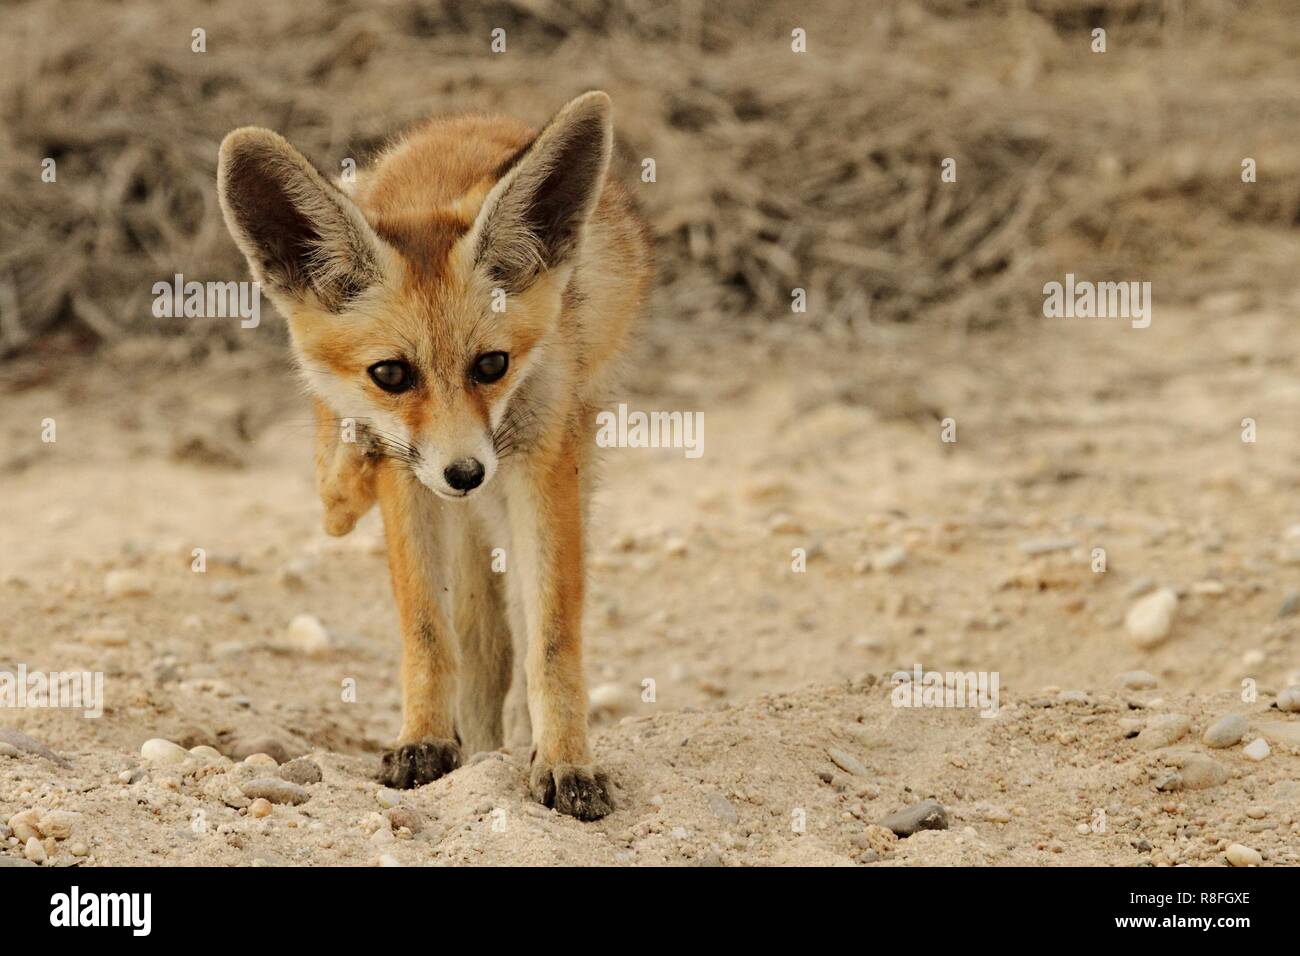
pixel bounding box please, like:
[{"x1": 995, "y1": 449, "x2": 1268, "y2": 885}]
[{"x1": 216, "y1": 92, "x2": 653, "y2": 820}]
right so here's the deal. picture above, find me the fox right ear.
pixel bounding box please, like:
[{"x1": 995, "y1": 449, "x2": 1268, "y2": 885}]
[
  {"x1": 468, "y1": 91, "x2": 614, "y2": 293},
  {"x1": 217, "y1": 128, "x2": 386, "y2": 312}
]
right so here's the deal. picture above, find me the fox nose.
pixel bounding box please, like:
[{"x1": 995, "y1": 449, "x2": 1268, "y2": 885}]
[{"x1": 444, "y1": 458, "x2": 485, "y2": 492}]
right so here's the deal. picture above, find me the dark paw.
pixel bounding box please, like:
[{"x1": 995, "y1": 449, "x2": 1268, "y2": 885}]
[
  {"x1": 378, "y1": 739, "x2": 461, "y2": 789},
  {"x1": 530, "y1": 762, "x2": 614, "y2": 821}
]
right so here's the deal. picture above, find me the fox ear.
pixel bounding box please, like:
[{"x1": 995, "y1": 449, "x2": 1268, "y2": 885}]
[
  {"x1": 217, "y1": 128, "x2": 385, "y2": 312},
  {"x1": 470, "y1": 91, "x2": 613, "y2": 292}
]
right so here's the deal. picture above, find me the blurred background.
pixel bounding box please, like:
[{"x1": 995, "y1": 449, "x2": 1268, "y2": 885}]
[{"x1": 1, "y1": 0, "x2": 1298, "y2": 360}]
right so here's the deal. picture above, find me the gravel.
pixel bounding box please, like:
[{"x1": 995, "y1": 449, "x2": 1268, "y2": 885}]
[
  {"x1": 878, "y1": 800, "x2": 948, "y2": 837},
  {"x1": 241, "y1": 778, "x2": 311, "y2": 805}
]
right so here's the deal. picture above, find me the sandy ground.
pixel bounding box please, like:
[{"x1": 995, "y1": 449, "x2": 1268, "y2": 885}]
[{"x1": 3, "y1": 296, "x2": 1300, "y2": 866}]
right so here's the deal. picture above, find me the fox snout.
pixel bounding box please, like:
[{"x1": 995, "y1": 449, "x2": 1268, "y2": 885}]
[
  {"x1": 444, "y1": 457, "x2": 485, "y2": 491},
  {"x1": 413, "y1": 443, "x2": 497, "y2": 500}
]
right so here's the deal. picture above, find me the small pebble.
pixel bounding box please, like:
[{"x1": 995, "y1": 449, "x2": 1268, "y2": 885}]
[
  {"x1": 1277, "y1": 686, "x2": 1300, "y2": 713},
  {"x1": 1125, "y1": 588, "x2": 1177, "y2": 648},
  {"x1": 241, "y1": 778, "x2": 310, "y2": 805},
  {"x1": 23, "y1": 837, "x2": 46, "y2": 864},
  {"x1": 140, "y1": 738, "x2": 189, "y2": 765},
  {"x1": 872, "y1": 545, "x2": 908, "y2": 572},
  {"x1": 228, "y1": 737, "x2": 292, "y2": 764},
  {"x1": 707, "y1": 793, "x2": 739, "y2": 826},
  {"x1": 1135, "y1": 714, "x2": 1190, "y2": 750},
  {"x1": 1225, "y1": 843, "x2": 1262, "y2": 867},
  {"x1": 248, "y1": 798, "x2": 273, "y2": 818},
  {"x1": 767, "y1": 513, "x2": 804, "y2": 535},
  {"x1": 1118, "y1": 671, "x2": 1158, "y2": 690},
  {"x1": 0, "y1": 730, "x2": 71, "y2": 767},
  {"x1": 826, "y1": 747, "x2": 869, "y2": 778},
  {"x1": 286, "y1": 614, "x2": 333, "y2": 655},
  {"x1": 1202, "y1": 714, "x2": 1248, "y2": 749},
  {"x1": 588, "y1": 682, "x2": 633, "y2": 718},
  {"x1": 38, "y1": 810, "x2": 78, "y2": 840},
  {"x1": 878, "y1": 800, "x2": 947, "y2": 837},
  {"x1": 1019, "y1": 537, "x2": 1078, "y2": 556},
  {"x1": 1243, "y1": 738, "x2": 1271, "y2": 761},
  {"x1": 377, "y1": 788, "x2": 403, "y2": 809},
  {"x1": 7, "y1": 809, "x2": 41, "y2": 843},
  {"x1": 105, "y1": 569, "x2": 152, "y2": 598},
  {"x1": 279, "y1": 757, "x2": 323, "y2": 785},
  {"x1": 387, "y1": 807, "x2": 425, "y2": 834},
  {"x1": 1176, "y1": 753, "x2": 1228, "y2": 790}
]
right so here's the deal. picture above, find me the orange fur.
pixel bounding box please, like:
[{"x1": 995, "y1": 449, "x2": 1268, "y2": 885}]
[{"x1": 218, "y1": 92, "x2": 653, "y2": 819}]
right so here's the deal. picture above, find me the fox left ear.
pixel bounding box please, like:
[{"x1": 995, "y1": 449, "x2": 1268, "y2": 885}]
[
  {"x1": 217, "y1": 127, "x2": 387, "y2": 313},
  {"x1": 469, "y1": 91, "x2": 613, "y2": 292}
]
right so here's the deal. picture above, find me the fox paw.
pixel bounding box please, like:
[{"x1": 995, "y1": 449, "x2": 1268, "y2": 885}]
[
  {"x1": 378, "y1": 739, "x2": 461, "y2": 789},
  {"x1": 529, "y1": 762, "x2": 614, "y2": 821}
]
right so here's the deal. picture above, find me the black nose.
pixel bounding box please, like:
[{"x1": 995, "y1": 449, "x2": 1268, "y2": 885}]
[{"x1": 444, "y1": 458, "x2": 485, "y2": 492}]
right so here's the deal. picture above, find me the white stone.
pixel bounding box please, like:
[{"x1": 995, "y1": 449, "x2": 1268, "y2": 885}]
[
  {"x1": 23, "y1": 837, "x2": 46, "y2": 863},
  {"x1": 1125, "y1": 588, "x2": 1177, "y2": 648},
  {"x1": 140, "y1": 738, "x2": 189, "y2": 764},
  {"x1": 1226, "y1": 843, "x2": 1262, "y2": 867},
  {"x1": 286, "y1": 614, "x2": 332, "y2": 654},
  {"x1": 7, "y1": 809, "x2": 41, "y2": 843},
  {"x1": 872, "y1": 545, "x2": 908, "y2": 572},
  {"x1": 1277, "y1": 686, "x2": 1300, "y2": 713},
  {"x1": 589, "y1": 682, "x2": 633, "y2": 717},
  {"x1": 37, "y1": 810, "x2": 78, "y2": 840},
  {"x1": 1243, "y1": 738, "x2": 1271, "y2": 761}
]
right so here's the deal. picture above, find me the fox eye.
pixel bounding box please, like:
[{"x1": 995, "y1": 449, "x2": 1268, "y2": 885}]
[
  {"x1": 471, "y1": 351, "x2": 508, "y2": 384},
  {"x1": 368, "y1": 360, "x2": 414, "y2": 393}
]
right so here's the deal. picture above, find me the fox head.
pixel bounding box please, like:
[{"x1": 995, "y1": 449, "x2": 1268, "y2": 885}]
[{"x1": 216, "y1": 92, "x2": 613, "y2": 499}]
